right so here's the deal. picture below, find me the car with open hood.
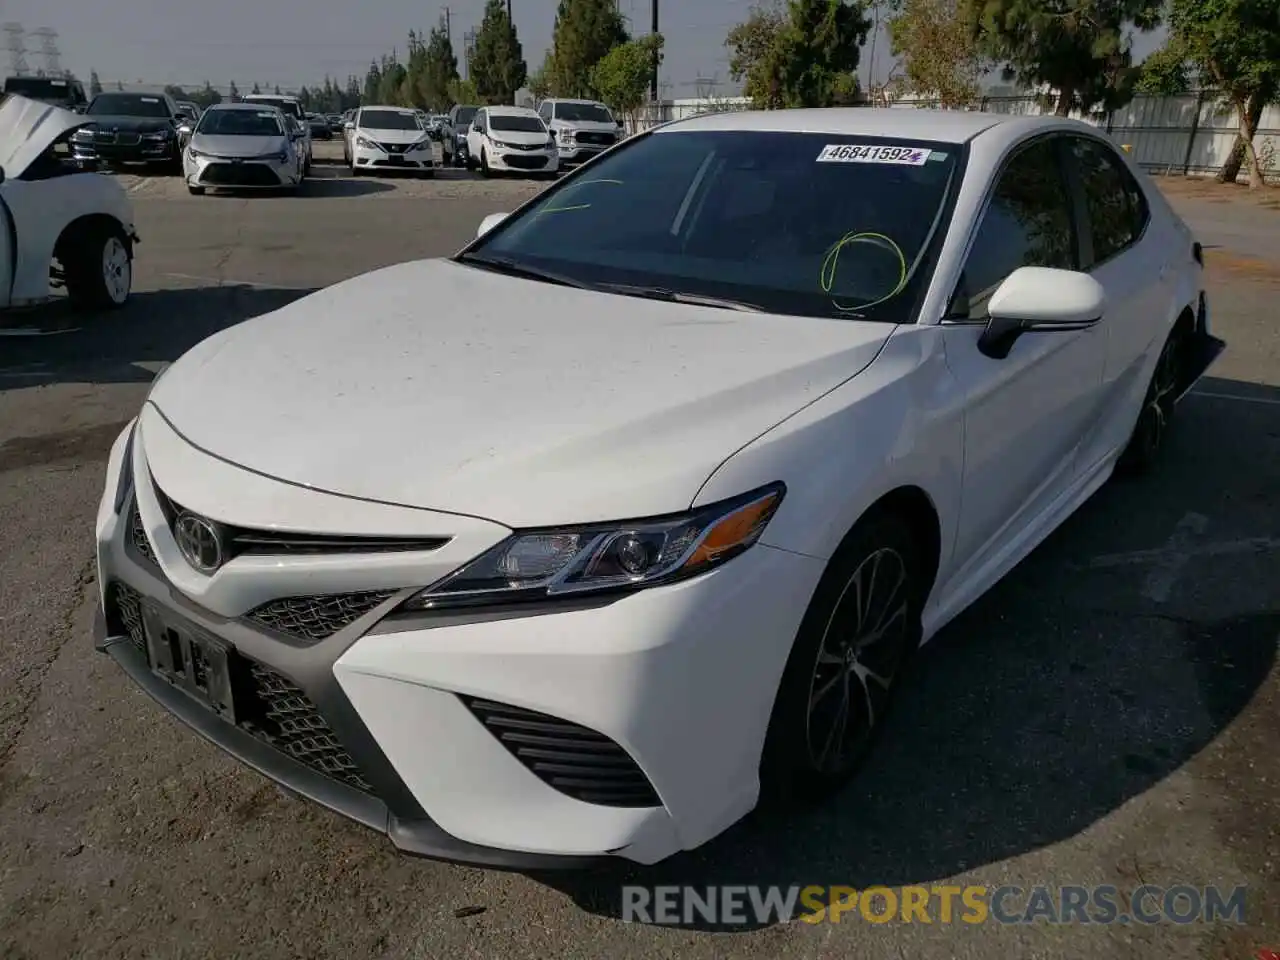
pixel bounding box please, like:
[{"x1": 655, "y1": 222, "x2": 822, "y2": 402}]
[
  {"x1": 0, "y1": 94, "x2": 138, "y2": 310},
  {"x1": 69, "y1": 90, "x2": 184, "y2": 173},
  {"x1": 183, "y1": 101, "x2": 304, "y2": 195},
  {"x1": 94, "y1": 107, "x2": 1221, "y2": 870}
]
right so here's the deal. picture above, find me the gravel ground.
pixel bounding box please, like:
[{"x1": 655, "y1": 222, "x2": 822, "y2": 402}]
[{"x1": 0, "y1": 177, "x2": 1275, "y2": 960}]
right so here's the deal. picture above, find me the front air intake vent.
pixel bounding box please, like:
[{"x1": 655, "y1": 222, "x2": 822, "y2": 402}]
[{"x1": 460, "y1": 696, "x2": 661, "y2": 808}]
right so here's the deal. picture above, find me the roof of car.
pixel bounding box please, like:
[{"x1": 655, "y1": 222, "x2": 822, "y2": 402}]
[
  {"x1": 484, "y1": 105, "x2": 540, "y2": 118},
  {"x1": 659, "y1": 107, "x2": 1025, "y2": 144},
  {"x1": 361, "y1": 104, "x2": 415, "y2": 113},
  {"x1": 208, "y1": 101, "x2": 282, "y2": 112},
  {"x1": 544, "y1": 98, "x2": 606, "y2": 105}
]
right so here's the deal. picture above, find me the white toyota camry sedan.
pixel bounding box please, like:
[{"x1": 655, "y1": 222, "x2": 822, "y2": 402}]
[{"x1": 94, "y1": 108, "x2": 1223, "y2": 869}]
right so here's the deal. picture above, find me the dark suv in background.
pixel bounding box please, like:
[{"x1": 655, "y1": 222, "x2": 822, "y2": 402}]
[
  {"x1": 2, "y1": 75, "x2": 88, "y2": 110},
  {"x1": 69, "y1": 91, "x2": 183, "y2": 172},
  {"x1": 448, "y1": 103, "x2": 480, "y2": 168}
]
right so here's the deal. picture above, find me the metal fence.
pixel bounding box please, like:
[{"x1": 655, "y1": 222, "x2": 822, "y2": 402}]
[{"x1": 627, "y1": 92, "x2": 1280, "y2": 183}]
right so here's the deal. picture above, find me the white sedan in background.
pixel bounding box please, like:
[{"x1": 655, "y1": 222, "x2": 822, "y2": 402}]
[
  {"x1": 183, "y1": 102, "x2": 304, "y2": 195},
  {"x1": 344, "y1": 105, "x2": 435, "y2": 177},
  {"x1": 465, "y1": 105, "x2": 557, "y2": 178},
  {"x1": 94, "y1": 108, "x2": 1221, "y2": 869}
]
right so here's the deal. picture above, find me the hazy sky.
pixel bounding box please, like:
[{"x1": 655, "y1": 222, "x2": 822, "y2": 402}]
[{"x1": 4, "y1": 0, "x2": 1164, "y2": 98}]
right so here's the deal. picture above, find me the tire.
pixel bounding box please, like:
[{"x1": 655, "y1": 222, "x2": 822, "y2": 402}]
[
  {"x1": 187, "y1": 185, "x2": 205, "y2": 195},
  {"x1": 420, "y1": 168, "x2": 435, "y2": 179},
  {"x1": 62, "y1": 221, "x2": 132, "y2": 311},
  {"x1": 480, "y1": 150, "x2": 491, "y2": 177},
  {"x1": 758, "y1": 511, "x2": 926, "y2": 806},
  {"x1": 1118, "y1": 324, "x2": 1187, "y2": 475}
]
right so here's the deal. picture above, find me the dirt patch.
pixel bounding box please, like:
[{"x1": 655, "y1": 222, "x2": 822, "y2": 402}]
[
  {"x1": 0, "y1": 421, "x2": 133, "y2": 473},
  {"x1": 1205, "y1": 251, "x2": 1280, "y2": 285},
  {"x1": 1154, "y1": 174, "x2": 1280, "y2": 210}
]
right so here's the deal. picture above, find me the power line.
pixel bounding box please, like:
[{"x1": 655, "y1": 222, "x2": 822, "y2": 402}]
[{"x1": 3, "y1": 23, "x2": 29, "y2": 77}]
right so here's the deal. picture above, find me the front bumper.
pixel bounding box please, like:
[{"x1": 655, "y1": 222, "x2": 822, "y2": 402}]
[
  {"x1": 352, "y1": 142, "x2": 435, "y2": 171},
  {"x1": 73, "y1": 135, "x2": 178, "y2": 165},
  {"x1": 93, "y1": 413, "x2": 825, "y2": 867},
  {"x1": 185, "y1": 153, "x2": 296, "y2": 189}
]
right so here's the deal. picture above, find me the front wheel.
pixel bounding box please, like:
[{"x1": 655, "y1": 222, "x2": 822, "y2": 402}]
[
  {"x1": 1118, "y1": 325, "x2": 1186, "y2": 475},
  {"x1": 759, "y1": 512, "x2": 924, "y2": 805},
  {"x1": 62, "y1": 222, "x2": 132, "y2": 310}
]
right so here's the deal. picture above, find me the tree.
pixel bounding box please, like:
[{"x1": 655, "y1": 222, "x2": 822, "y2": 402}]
[
  {"x1": 189, "y1": 82, "x2": 222, "y2": 109},
  {"x1": 726, "y1": 2, "x2": 789, "y2": 107},
  {"x1": 420, "y1": 19, "x2": 461, "y2": 110},
  {"x1": 251, "y1": 82, "x2": 262, "y2": 95},
  {"x1": 965, "y1": 0, "x2": 1161, "y2": 117},
  {"x1": 448, "y1": 77, "x2": 479, "y2": 105},
  {"x1": 888, "y1": 0, "x2": 989, "y2": 105},
  {"x1": 529, "y1": 52, "x2": 554, "y2": 100},
  {"x1": 548, "y1": 0, "x2": 629, "y2": 98},
  {"x1": 228, "y1": 80, "x2": 240, "y2": 100},
  {"x1": 591, "y1": 34, "x2": 664, "y2": 128},
  {"x1": 89, "y1": 70, "x2": 103, "y2": 97},
  {"x1": 471, "y1": 0, "x2": 528, "y2": 104},
  {"x1": 1137, "y1": 0, "x2": 1280, "y2": 187},
  {"x1": 726, "y1": 0, "x2": 870, "y2": 108},
  {"x1": 115, "y1": 80, "x2": 124, "y2": 91},
  {"x1": 274, "y1": 84, "x2": 282, "y2": 95}
]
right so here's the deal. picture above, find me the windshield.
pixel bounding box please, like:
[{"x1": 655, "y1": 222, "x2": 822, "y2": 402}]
[
  {"x1": 490, "y1": 114, "x2": 545, "y2": 133},
  {"x1": 454, "y1": 106, "x2": 478, "y2": 125},
  {"x1": 196, "y1": 108, "x2": 283, "y2": 137},
  {"x1": 554, "y1": 102, "x2": 613, "y2": 123},
  {"x1": 360, "y1": 109, "x2": 419, "y2": 131},
  {"x1": 247, "y1": 97, "x2": 303, "y2": 119},
  {"x1": 469, "y1": 131, "x2": 959, "y2": 322},
  {"x1": 87, "y1": 93, "x2": 171, "y2": 117}
]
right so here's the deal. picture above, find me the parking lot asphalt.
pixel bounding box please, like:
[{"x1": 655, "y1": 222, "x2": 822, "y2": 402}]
[{"x1": 0, "y1": 170, "x2": 1276, "y2": 960}]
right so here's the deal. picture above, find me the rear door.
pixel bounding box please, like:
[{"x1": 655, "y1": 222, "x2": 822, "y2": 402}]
[{"x1": 1061, "y1": 134, "x2": 1171, "y2": 465}]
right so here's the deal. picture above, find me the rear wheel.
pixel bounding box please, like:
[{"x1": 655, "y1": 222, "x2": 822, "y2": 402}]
[
  {"x1": 480, "y1": 150, "x2": 492, "y2": 177},
  {"x1": 759, "y1": 512, "x2": 925, "y2": 805},
  {"x1": 1119, "y1": 324, "x2": 1186, "y2": 475},
  {"x1": 62, "y1": 221, "x2": 132, "y2": 310}
]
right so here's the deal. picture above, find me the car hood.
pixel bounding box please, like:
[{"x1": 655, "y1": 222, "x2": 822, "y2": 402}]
[
  {"x1": 361, "y1": 127, "x2": 427, "y2": 144},
  {"x1": 147, "y1": 259, "x2": 894, "y2": 527},
  {"x1": 0, "y1": 94, "x2": 88, "y2": 178},
  {"x1": 80, "y1": 114, "x2": 174, "y2": 135},
  {"x1": 190, "y1": 133, "x2": 286, "y2": 157}
]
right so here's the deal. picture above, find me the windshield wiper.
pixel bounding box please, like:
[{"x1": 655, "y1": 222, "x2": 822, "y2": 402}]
[
  {"x1": 598, "y1": 283, "x2": 765, "y2": 313},
  {"x1": 455, "y1": 253, "x2": 590, "y2": 289}
]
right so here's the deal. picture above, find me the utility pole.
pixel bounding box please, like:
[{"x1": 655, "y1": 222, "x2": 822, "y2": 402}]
[
  {"x1": 443, "y1": 6, "x2": 451, "y2": 42},
  {"x1": 649, "y1": 0, "x2": 659, "y2": 102},
  {"x1": 507, "y1": 0, "x2": 512, "y2": 22}
]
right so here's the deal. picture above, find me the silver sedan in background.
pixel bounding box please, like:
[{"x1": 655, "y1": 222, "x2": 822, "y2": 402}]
[{"x1": 183, "y1": 102, "x2": 304, "y2": 195}]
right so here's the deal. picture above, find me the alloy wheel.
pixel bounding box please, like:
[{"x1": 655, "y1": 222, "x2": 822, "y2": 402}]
[
  {"x1": 101, "y1": 236, "x2": 131, "y2": 306},
  {"x1": 805, "y1": 547, "x2": 911, "y2": 775}
]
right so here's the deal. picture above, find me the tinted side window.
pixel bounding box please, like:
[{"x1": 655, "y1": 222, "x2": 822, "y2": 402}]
[
  {"x1": 538, "y1": 102, "x2": 552, "y2": 121},
  {"x1": 955, "y1": 139, "x2": 1076, "y2": 320},
  {"x1": 1069, "y1": 137, "x2": 1149, "y2": 265}
]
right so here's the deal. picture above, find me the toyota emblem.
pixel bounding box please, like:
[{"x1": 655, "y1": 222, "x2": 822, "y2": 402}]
[{"x1": 174, "y1": 511, "x2": 225, "y2": 574}]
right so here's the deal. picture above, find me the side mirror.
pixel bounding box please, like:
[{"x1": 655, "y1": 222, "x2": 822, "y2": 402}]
[
  {"x1": 343, "y1": 121, "x2": 354, "y2": 131},
  {"x1": 978, "y1": 266, "x2": 1105, "y2": 360},
  {"x1": 177, "y1": 124, "x2": 192, "y2": 137},
  {"x1": 616, "y1": 119, "x2": 624, "y2": 128},
  {"x1": 477, "y1": 212, "x2": 509, "y2": 239}
]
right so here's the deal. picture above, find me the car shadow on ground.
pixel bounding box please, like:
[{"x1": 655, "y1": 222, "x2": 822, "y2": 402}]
[
  {"x1": 0, "y1": 285, "x2": 316, "y2": 391},
  {"x1": 534, "y1": 376, "x2": 1280, "y2": 929}
]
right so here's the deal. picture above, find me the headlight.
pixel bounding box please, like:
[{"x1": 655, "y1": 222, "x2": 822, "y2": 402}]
[
  {"x1": 558, "y1": 129, "x2": 574, "y2": 144},
  {"x1": 402, "y1": 482, "x2": 785, "y2": 611},
  {"x1": 356, "y1": 135, "x2": 376, "y2": 149},
  {"x1": 186, "y1": 147, "x2": 205, "y2": 159},
  {"x1": 410, "y1": 139, "x2": 430, "y2": 151},
  {"x1": 143, "y1": 131, "x2": 168, "y2": 141},
  {"x1": 112, "y1": 422, "x2": 138, "y2": 515}
]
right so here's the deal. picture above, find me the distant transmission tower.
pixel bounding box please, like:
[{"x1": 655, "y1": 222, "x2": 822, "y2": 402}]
[
  {"x1": 463, "y1": 28, "x2": 477, "y2": 80},
  {"x1": 3, "y1": 23, "x2": 30, "y2": 76},
  {"x1": 30, "y1": 27, "x2": 61, "y2": 76}
]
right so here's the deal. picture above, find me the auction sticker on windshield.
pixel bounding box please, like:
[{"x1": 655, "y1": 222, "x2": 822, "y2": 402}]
[{"x1": 817, "y1": 144, "x2": 930, "y2": 165}]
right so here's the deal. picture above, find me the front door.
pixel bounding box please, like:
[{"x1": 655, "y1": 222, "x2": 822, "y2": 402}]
[{"x1": 941, "y1": 136, "x2": 1108, "y2": 578}]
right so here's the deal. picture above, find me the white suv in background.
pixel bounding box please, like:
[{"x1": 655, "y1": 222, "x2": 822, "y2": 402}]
[
  {"x1": 537, "y1": 98, "x2": 623, "y2": 167},
  {"x1": 465, "y1": 106, "x2": 557, "y2": 178},
  {"x1": 241, "y1": 93, "x2": 311, "y2": 176}
]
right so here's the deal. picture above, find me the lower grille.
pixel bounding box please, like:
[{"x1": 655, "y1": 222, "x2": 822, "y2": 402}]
[
  {"x1": 501, "y1": 154, "x2": 548, "y2": 170},
  {"x1": 461, "y1": 696, "x2": 661, "y2": 808},
  {"x1": 241, "y1": 665, "x2": 373, "y2": 792},
  {"x1": 245, "y1": 591, "x2": 395, "y2": 644},
  {"x1": 200, "y1": 163, "x2": 280, "y2": 187},
  {"x1": 105, "y1": 582, "x2": 375, "y2": 794},
  {"x1": 576, "y1": 132, "x2": 616, "y2": 146}
]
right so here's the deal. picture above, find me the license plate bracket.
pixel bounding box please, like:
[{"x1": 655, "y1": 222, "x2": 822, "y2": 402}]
[{"x1": 142, "y1": 604, "x2": 237, "y2": 723}]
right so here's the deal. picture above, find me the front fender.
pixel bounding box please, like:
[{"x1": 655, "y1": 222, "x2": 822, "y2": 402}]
[{"x1": 693, "y1": 324, "x2": 964, "y2": 590}]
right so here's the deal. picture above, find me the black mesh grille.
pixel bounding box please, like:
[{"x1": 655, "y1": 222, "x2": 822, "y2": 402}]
[
  {"x1": 461, "y1": 697, "x2": 661, "y2": 808},
  {"x1": 241, "y1": 664, "x2": 374, "y2": 792},
  {"x1": 245, "y1": 591, "x2": 394, "y2": 643},
  {"x1": 129, "y1": 500, "x2": 157, "y2": 565},
  {"x1": 104, "y1": 582, "x2": 374, "y2": 794},
  {"x1": 576, "y1": 131, "x2": 616, "y2": 146},
  {"x1": 500, "y1": 154, "x2": 548, "y2": 170},
  {"x1": 200, "y1": 163, "x2": 281, "y2": 186}
]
